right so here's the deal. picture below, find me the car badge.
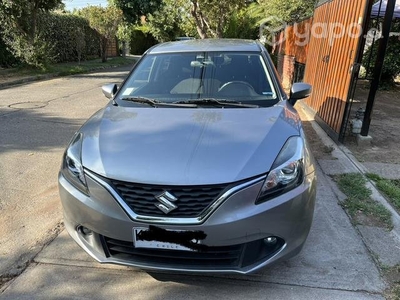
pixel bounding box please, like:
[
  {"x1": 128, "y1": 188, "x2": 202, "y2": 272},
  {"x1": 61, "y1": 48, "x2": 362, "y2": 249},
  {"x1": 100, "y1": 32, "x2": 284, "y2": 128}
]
[{"x1": 154, "y1": 191, "x2": 178, "y2": 214}]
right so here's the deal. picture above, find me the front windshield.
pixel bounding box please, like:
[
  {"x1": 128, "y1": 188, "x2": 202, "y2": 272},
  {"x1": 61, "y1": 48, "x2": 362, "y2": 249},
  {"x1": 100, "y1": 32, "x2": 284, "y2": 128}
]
[{"x1": 117, "y1": 52, "x2": 278, "y2": 107}]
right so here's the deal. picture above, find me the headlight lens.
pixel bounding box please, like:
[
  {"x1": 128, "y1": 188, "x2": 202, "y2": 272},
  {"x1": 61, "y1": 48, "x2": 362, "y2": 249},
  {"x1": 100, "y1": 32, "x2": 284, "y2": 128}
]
[
  {"x1": 62, "y1": 132, "x2": 88, "y2": 195},
  {"x1": 256, "y1": 136, "x2": 304, "y2": 204}
]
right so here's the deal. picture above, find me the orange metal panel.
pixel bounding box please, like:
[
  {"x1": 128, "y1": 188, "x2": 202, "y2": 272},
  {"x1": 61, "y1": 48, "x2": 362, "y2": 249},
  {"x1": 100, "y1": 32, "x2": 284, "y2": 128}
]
[{"x1": 303, "y1": 0, "x2": 368, "y2": 137}]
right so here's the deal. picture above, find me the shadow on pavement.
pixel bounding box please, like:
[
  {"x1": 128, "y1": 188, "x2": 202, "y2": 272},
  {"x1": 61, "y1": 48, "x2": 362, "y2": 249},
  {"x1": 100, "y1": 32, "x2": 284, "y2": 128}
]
[{"x1": 0, "y1": 108, "x2": 84, "y2": 154}]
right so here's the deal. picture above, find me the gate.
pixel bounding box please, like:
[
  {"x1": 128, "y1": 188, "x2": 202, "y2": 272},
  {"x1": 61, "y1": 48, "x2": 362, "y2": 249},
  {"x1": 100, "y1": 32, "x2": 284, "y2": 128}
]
[{"x1": 303, "y1": 0, "x2": 369, "y2": 141}]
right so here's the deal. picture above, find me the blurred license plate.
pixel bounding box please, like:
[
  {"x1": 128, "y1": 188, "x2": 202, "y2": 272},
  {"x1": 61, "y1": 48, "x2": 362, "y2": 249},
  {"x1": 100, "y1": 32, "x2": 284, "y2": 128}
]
[{"x1": 133, "y1": 227, "x2": 193, "y2": 251}]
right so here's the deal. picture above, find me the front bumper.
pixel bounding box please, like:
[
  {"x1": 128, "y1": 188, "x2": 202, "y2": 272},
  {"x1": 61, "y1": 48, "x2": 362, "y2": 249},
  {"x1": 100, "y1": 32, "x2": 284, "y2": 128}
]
[{"x1": 58, "y1": 170, "x2": 316, "y2": 274}]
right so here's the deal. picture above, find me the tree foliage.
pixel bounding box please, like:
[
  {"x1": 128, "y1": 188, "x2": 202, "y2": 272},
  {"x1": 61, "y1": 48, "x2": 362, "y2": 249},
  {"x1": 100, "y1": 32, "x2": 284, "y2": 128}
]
[
  {"x1": 363, "y1": 34, "x2": 400, "y2": 86},
  {"x1": 129, "y1": 28, "x2": 157, "y2": 54},
  {"x1": 0, "y1": 0, "x2": 63, "y2": 67},
  {"x1": 143, "y1": 0, "x2": 195, "y2": 42},
  {"x1": 37, "y1": 13, "x2": 101, "y2": 63},
  {"x1": 258, "y1": 0, "x2": 315, "y2": 25},
  {"x1": 110, "y1": 0, "x2": 162, "y2": 23},
  {"x1": 223, "y1": 4, "x2": 260, "y2": 40},
  {"x1": 0, "y1": 36, "x2": 20, "y2": 67},
  {"x1": 128, "y1": 0, "x2": 269, "y2": 41},
  {"x1": 189, "y1": 0, "x2": 246, "y2": 38},
  {"x1": 77, "y1": 6, "x2": 123, "y2": 62}
]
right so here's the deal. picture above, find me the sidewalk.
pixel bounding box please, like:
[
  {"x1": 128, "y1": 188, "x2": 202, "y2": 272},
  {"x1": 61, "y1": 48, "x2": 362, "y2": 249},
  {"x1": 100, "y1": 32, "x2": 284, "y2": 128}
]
[{"x1": 297, "y1": 101, "x2": 400, "y2": 288}]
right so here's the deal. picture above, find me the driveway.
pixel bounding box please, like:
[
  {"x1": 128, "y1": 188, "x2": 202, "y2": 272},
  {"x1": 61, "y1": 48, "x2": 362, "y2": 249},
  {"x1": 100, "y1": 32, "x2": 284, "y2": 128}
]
[{"x1": 0, "y1": 67, "x2": 386, "y2": 299}]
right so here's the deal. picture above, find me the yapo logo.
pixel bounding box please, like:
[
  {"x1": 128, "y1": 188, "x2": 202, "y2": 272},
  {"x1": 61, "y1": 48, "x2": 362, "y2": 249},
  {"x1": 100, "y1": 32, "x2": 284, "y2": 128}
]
[{"x1": 259, "y1": 16, "x2": 287, "y2": 46}]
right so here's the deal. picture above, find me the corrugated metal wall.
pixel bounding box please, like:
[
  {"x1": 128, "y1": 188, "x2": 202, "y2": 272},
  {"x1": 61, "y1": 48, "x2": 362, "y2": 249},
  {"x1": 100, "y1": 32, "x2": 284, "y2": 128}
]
[{"x1": 304, "y1": 0, "x2": 368, "y2": 140}]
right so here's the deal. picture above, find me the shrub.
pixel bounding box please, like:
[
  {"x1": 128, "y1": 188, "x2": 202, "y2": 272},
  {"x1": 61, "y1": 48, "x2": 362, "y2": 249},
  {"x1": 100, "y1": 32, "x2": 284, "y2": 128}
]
[
  {"x1": 37, "y1": 12, "x2": 101, "y2": 63},
  {"x1": 0, "y1": 37, "x2": 20, "y2": 68},
  {"x1": 363, "y1": 34, "x2": 400, "y2": 86},
  {"x1": 130, "y1": 29, "x2": 157, "y2": 55},
  {"x1": 223, "y1": 7, "x2": 259, "y2": 40}
]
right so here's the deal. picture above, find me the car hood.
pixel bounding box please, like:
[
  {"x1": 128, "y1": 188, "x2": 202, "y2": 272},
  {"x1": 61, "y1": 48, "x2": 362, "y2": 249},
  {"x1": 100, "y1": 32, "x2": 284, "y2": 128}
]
[{"x1": 81, "y1": 103, "x2": 301, "y2": 185}]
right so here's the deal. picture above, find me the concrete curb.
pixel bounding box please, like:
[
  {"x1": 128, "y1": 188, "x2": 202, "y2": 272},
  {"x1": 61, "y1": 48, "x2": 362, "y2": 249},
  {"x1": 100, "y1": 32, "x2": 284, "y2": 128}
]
[
  {"x1": 339, "y1": 144, "x2": 400, "y2": 241},
  {"x1": 0, "y1": 74, "x2": 58, "y2": 90},
  {"x1": 0, "y1": 61, "x2": 136, "y2": 90}
]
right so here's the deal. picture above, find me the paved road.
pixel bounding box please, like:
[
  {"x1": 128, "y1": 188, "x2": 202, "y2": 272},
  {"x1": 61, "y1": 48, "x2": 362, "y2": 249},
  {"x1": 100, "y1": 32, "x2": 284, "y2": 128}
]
[
  {"x1": 0, "y1": 66, "x2": 132, "y2": 276},
  {"x1": 0, "y1": 68, "x2": 386, "y2": 299}
]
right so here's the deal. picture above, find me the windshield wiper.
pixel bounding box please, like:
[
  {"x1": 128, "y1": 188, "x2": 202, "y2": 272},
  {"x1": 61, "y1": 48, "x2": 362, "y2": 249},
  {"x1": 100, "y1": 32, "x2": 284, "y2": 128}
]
[
  {"x1": 120, "y1": 96, "x2": 197, "y2": 108},
  {"x1": 173, "y1": 98, "x2": 259, "y2": 108}
]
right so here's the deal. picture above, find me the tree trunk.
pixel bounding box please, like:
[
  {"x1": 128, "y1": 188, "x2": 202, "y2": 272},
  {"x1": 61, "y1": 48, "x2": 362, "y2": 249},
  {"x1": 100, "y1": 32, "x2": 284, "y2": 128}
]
[
  {"x1": 122, "y1": 41, "x2": 126, "y2": 58},
  {"x1": 196, "y1": 24, "x2": 208, "y2": 39},
  {"x1": 30, "y1": 1, "x2": 39, "y2": 42},
  {"x1": 100, "y1": 37, "x2": 108, "y2": 62},
  {"x1": 190, "y1": 1, "x2": 208, "y2": 39},
  {"x1": 216, "y1": 7, "x2": 225, "y2": 38}
]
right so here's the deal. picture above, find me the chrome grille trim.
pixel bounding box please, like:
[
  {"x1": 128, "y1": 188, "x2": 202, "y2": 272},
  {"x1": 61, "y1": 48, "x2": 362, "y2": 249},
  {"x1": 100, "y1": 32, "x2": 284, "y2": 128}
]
[{"x1": 85, "y1": 169, "x2": 266, "y2": 225}]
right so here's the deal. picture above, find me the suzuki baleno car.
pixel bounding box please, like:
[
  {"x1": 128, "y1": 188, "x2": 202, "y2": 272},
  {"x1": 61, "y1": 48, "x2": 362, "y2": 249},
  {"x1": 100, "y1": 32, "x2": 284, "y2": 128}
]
[{"x1": 59, "y1": 39, "x2": 317, "y2": 274}]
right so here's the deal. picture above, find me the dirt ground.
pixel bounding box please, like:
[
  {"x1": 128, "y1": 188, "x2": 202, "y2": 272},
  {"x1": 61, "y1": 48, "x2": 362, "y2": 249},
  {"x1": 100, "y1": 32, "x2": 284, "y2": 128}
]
[
  {"x1": 298, "y1": 113, "x2": 336, "y2": 161},
  {"x1": 344, "y1": 81, "x2": 400, "y2": 164}
]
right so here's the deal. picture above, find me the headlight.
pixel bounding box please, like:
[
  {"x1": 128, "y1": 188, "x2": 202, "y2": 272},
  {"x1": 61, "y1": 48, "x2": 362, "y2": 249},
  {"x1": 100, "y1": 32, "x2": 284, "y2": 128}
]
[
  {"x1": 256, "y1": 136, "x2": 304, "y2": 204},
  {"x1": 61, "y1": 132, "x2": 88, "y2": 195}
]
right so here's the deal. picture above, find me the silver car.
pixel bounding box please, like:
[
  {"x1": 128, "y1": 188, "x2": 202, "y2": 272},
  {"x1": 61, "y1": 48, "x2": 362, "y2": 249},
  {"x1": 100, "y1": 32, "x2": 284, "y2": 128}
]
[{"x1": 59, "y1": 39, "x2": 316, "y2": 274}]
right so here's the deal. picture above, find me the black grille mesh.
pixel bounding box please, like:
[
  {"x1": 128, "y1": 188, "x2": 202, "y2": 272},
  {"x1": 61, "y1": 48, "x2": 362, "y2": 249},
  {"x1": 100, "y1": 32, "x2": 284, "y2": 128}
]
[
  {"x1": 103, "y1": 236, "x2": 243, "y2": 268},
  {"x1": 101, "y1": 235, "x2": 285, "y2": 270},
  {"x1": 109, "y1": 179, "x2": 230, "y2": 218}
]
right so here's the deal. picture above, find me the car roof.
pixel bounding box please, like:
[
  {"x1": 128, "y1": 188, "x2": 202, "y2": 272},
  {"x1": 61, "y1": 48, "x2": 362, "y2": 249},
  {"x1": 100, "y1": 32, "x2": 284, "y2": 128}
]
[{"x1": 147, "y1": 39, "x2": 262, "y2": 54}]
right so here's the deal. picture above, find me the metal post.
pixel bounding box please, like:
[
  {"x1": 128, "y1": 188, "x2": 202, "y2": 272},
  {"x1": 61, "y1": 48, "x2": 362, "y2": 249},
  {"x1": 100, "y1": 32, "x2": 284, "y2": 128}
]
[{"x1": 361, "y1": 0, "x2": 396, "y2": 136}]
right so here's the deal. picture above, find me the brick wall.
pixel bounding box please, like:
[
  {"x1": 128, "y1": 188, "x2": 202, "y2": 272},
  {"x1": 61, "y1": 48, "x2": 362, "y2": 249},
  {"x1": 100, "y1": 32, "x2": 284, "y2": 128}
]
[
  {"x1": 273, "y1": 17, "x2": 312, "y2": 91},
  {"x1": 277, "y1": 54, "x2": 295, "y2": 93}
]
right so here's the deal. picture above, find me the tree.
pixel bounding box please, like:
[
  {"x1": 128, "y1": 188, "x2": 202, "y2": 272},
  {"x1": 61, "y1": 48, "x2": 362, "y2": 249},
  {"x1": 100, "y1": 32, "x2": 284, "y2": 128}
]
[
  {"x1": 109, "y1": 0, "x2": 162, "y2": 23},
  {"x1": 223, "y1": 3, "x2": 261, "y2": 40},
  {"x1": 116, "y1": 22, "x2": 132, "y2": 57},
  {"x1": 78, "y1": 6, "x2": 123, "y2": 62},
  {"x1": 258, "y1": 0, "x2": 315, "y2": 25},
  {"x1": 189, "y1": 0, "x2": 246, "y2": 39},
  {"x1": 0, "y1": 0, "x2": 63, "y2": 67},
  {"x1": 143, "y1": 0, "x2": 195, "y2": 42}
]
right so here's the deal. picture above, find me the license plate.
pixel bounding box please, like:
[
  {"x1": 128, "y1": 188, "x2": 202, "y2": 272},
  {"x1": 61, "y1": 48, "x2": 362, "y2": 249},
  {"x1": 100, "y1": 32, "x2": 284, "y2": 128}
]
[{"x1": 133, "y1": 227, "x2": 193, "y2": 251}]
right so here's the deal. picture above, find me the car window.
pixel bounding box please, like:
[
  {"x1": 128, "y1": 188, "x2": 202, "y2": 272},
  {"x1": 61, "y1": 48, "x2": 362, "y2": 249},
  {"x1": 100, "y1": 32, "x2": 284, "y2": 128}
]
[{"x1": 117, "y1": 52, "x2": 278, "y2": 106}]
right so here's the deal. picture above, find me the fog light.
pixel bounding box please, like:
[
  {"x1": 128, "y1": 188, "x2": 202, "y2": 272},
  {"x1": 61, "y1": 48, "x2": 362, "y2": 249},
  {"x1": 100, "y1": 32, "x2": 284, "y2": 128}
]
[
  {"x1": 78, "y1": 226, "x2": 93, "y2": 236},
  {"x1": 264, "y1": 236, "x2": 277, "y2": 246}
]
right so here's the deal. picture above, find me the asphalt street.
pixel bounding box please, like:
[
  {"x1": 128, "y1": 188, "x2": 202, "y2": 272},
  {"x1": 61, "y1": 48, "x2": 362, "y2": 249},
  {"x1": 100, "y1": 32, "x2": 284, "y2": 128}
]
[
  {"x1": 0, "y1": 67, "x2": 386, "y2": 299},
  {"x1": 0, "y1": 66, "x2": 132, "y2": 276}
]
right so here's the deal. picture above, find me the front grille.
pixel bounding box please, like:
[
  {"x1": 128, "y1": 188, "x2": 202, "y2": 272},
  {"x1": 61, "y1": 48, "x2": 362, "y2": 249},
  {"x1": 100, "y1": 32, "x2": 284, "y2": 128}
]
[
  {"x1": 109, "y1": 179, "x2": 230, "y2": 218},
  {"x1": 103, "y1": 236, "x2": 243, "y2": 268},
  {"x1": 101, "y1": 235, "x2": 285, "y2": 270}
]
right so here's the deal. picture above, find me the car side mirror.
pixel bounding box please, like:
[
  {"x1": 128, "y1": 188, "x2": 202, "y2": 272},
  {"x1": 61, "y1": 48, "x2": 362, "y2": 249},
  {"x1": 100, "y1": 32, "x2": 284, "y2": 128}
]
[
  {"x1": 102, "y1": 84, "x2": 118, "y2": 99},
  {"x1": 289, "y1": 83, "x2": 312, "y2": 106}
]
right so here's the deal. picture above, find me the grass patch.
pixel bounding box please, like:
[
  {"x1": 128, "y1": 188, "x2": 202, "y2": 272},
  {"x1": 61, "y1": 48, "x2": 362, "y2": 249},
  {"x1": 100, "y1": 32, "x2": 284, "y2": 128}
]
[
  {"x1": 382, "y1": 264, "x2": 400, "y2": 300},
  {"x1": 337, "y1": 173, "x2": 393, "y2": 230},
  {"x1": 323, "y1": 145, "x2": 335, "y2": 154},
  {"x1": 366, "y1": 173, "x2": 400, "y2": 213},
  {"x1": 337, "y1": 173, "x2": 372, "y2": 200},
  {"x1": 1, "y1": 57, "x2": 135, "y2": 79}
]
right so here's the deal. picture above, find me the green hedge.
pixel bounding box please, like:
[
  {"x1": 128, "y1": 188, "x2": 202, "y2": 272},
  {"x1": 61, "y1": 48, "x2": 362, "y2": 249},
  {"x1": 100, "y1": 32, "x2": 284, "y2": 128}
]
[
  {"x1": 363, "y1": 35, "x2": 400, "y2": 85},
  {"x1": 130, "y1": 29, "x2": 157, "y2": 55},
  {"x1": 0, "y1": 37, "x2": 20, "y2": 67},
  {"x1": 37, "y1": 13, "x2": 102, "y2": 63}
]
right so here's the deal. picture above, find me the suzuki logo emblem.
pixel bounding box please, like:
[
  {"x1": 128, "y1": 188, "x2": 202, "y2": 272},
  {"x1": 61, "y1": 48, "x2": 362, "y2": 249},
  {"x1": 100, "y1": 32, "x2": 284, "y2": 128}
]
[{"x1": 154, "y1": 191, "x2": 178, "y2": 214}]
